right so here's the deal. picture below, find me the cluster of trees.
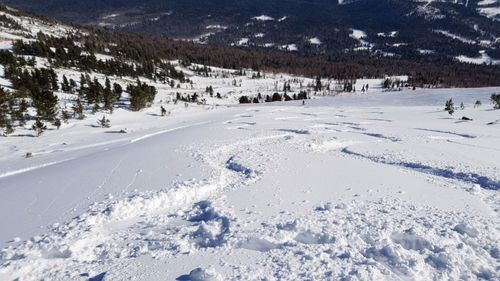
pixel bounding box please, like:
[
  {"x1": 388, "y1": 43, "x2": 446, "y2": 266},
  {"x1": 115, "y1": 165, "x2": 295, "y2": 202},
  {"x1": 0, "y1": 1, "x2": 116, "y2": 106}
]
[
  {"x1": 1, "y1": 62, "x2": 60, "y2": 136},
  {"x1": 128, "y1": 80, "x2": 157, "y2": 111},
  {"x1": 82, "y1": 27, "x2": 500, "y2": 88},
  {"x1": 79, "y1": 75, "x2": 122, "y2": 113},
  {"x1": 175, "y1": 92, "x2": 200, "y2": 103},
  {"x1": 1, "y1": 5, "x2": 500, "y2": 88},
  {"x1": 382, "y1": 78, "x2": 408, "y2": 90},
  {"x1": 0, "y1": 48, "x2": 159, "y2": 136},
  {"x1": 0, "y1": 14, "x2": 22, "y2": 30},
  {"x1": 444, "y1": 94, "x2": 500, "y2": 116},
  {"x1": 239, "y1": 91, "x2": 308, "y2": 104},
  {"x1": 0, "y1": 87, "x2": 26, "y2": 135},
  {"x1": 12, "y1": 32, "x2": 187, "y2": 82}
]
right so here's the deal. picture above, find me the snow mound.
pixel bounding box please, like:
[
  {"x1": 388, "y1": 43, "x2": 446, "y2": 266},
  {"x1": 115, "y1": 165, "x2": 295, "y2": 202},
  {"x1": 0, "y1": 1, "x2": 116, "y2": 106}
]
[{"x1": 188, "y1": 267, "x2": 222, "y2": 281}]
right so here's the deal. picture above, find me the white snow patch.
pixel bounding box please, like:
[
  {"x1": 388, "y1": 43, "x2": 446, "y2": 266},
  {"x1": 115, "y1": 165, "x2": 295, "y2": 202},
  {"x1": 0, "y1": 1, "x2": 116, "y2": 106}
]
[
  {"x1": 434, "y1": 30, "x2": 476, "y2": 44},
  {"x1": 309, "y1": 37, "x2": 322, "y2": 45},
  {"x1": 456, "y1": 51, "x2": 500, "y2": 65},
  {"x1": 252, "y1": 15, "x2": 274, "y2": 21},
  {"x1": 237, "y1": 38, "x2": 250, "y2": 46},
  {"x1": 282, "y1": 44, "x2": 298, "y2": 51}
]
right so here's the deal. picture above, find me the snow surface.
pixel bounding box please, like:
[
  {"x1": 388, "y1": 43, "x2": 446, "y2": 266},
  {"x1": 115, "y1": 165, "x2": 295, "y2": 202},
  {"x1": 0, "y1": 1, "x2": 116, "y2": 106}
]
[
  {"x1": 456, "y1": 51, "x2": 500, "y2": 65},
  {"x1": 433, "y1": 30, "x2": 476, "y2": 44},
  {"x1": 478, "y1": 7, "x2": 500, "y2": 20},
  {"x1": 281, "y1": 44, "x2": 298, "y2": 51},
  {"x1": 252, "y1": 15, "x2": 274, "y2": 21},
  {"x1": 1, "y1": 86, "x2": 499, "y2": 280},
  {"x1": 309, "y1": 37, "x2": 322, "y2": 45},
  {"x1": 0, "y1": 8, "x2": 499, "y2": 281}
]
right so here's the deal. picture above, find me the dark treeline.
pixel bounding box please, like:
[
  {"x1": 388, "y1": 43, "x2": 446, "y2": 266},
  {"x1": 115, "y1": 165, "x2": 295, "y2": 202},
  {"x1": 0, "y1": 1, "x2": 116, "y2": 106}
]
[
  {"x1": 85, "y1": 27, "x2": 500, "y2": 88},
  {"x1": 1, "y1": 5, "x2": 499, "y2": 88}
]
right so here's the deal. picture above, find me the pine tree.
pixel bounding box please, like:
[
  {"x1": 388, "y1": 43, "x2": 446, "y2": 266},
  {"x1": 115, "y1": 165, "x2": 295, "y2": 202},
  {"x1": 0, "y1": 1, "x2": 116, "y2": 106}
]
[
  {"x1": 239, "y1": 96, "x2": 251, "y2": 104},
  {"x1": 128, "y1": 80, "x2": 157, "y2": 111},
  {"x1": 53, "y1": 118, "x2": 61, "y2": 129},
  {"x1": 445, "y1": 99, "x2": 455, "y2": 115},
  {"x1": 491, "y1": 94, "x2": 500, "y2": 109},
  {"x1": 61, "y1": 75, "x2": 70, "y2": 92},
  {"x1": 61, "y1": 109, "x2": 71, "y2": 123},
  {"x1": 32, "y1": 118, "x2": 47, "y2": 136},
  {"x1": 4, "y1": 124, "x2": 14, "y2": 136},
  {"x1": 73, "y1": 99, "x2": 85, "y2": 120},
  {"x1": 113, "y1": 83, "x2": 123, "y2": 98},
  {"x1": 32, "y1": 89, "x2": 58, "y2": 121},
  {"x1": 97, "y1": 115, "x2": 110, "y2": 128}
]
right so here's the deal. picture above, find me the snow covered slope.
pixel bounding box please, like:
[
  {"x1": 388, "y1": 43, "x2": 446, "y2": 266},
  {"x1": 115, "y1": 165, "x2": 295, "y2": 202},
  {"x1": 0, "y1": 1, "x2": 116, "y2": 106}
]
[{"x1": 1, "y1": 87, "x2": 499, "y2": 280}]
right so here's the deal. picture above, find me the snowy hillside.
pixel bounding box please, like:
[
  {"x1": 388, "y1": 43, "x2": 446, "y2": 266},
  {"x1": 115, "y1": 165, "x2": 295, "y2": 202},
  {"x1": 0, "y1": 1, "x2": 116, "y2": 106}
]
[
  {"x1": 0, "y1": 6, "x2": 500, "y2": 281},
  {"x1": 1, "y1": 87, "x2": 500, "y2": 280}
]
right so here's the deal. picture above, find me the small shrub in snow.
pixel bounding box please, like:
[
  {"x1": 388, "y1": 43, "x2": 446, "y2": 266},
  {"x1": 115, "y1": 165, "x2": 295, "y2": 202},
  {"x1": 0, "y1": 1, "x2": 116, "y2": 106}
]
[
  {"x1": 97, "y1": 115, "x2": 110, "y2": 128},
  {"x1": 3, "y1": 124, "x2": 14, "y2": 136},
  {"x1": 53, "y1": 118, "x2": 61, "y2": 129}
]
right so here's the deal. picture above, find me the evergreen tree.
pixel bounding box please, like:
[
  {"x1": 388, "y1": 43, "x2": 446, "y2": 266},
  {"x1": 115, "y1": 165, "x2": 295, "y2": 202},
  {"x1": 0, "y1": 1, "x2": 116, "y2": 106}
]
[
  {"x1": 314, "y1": 77, "x2": 322, "y2": 92},
  {"x1": 61, "y1": 75, "x2": 70, "y2": 92},
  {"x1": 73, "y1": 99, "x2": 85, "y2": 120},
  {"x1": 61, "y1": 109, "x2": 71, "y2": 123},
  {"x1": 97, "y1": 115, "x2": 110, "y2": 128},
  {"x1": 53, "y1": 118, "x2": 61, "y2": 129},
  {"x1": 32, "y1": 89, "x2": 58, "y2": 121},
  {"x1": 113, "y1": 83, "x2": 123, "y2": 98},
  {"x1": 239, "y1": 96, "x2": 251, "y2": 104},
  {"x1": 272, "y1": 92, "x2": 282, "y2": 102},
  {"x1": 128, "y1": 80, "x2": 157, "y2": 111},
  {"x1": 445, "y1": 99, "x2": 455, "y2": 115},
  {"x1": 32, "y1": 118, "x2": 47, "y2": 136},
  {"x1": 491, "y1": 94, "x2": 500, "y2": 109},
  {"x1": 4, "y1": 124, "x2": 14, "y2": 136}
]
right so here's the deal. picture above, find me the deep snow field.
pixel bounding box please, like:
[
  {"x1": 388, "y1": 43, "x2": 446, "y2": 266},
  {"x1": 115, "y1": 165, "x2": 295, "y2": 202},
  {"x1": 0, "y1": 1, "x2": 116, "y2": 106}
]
[{"x1": 0, "y1": 86, "x2": 499, "y2": 281}]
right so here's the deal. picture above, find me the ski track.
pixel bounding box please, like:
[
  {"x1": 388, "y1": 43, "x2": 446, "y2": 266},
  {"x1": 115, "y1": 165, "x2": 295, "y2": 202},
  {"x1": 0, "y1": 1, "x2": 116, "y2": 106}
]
[
  {"x1": 0, "y1": 158, "x2": 74, "y2": 180},
  {"x1": 341, "y1": 147, "x2": 500, "y2": 190},
  {"x1": 129, "y1": 121, "x2": 210, "y2": 143},
  {"x1": 414, "y1": 128, "x2": 477, "y2": 139},
  {"x1": 0, "y1": 130, "x2": 290, "y2": 280}
]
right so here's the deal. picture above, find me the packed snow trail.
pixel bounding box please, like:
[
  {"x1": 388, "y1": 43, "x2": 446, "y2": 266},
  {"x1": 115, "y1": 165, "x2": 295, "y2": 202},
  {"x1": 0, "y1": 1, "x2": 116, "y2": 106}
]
[{"x1": 1, "y1": 88, "x2": 499, "y2": 280}]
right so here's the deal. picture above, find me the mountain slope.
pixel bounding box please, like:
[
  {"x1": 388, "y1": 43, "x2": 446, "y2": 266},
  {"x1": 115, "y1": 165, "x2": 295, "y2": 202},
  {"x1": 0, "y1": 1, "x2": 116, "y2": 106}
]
[
  {"x1": 0, "y1": 6, "x2": 499, "y2": 281},
  {"x1": 3, "y1": 0, "x2": 500, "y2": 62}
]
